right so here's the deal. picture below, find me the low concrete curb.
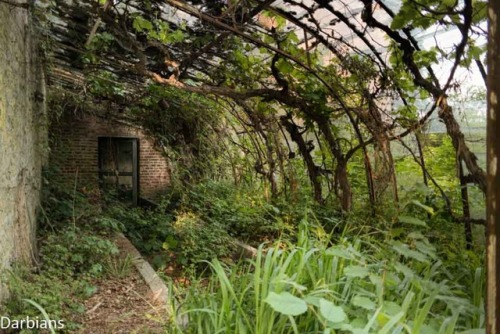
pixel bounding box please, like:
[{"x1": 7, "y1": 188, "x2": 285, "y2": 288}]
[
  {"x1": 114, "y1": 233, "x2": 170, "y2": 306},
  {"x1": 233, "y1": 239, "x2": 258, "y2": 258},
  {"x1": 113, "y1": 234, "x2": 257, "y2": 329}
]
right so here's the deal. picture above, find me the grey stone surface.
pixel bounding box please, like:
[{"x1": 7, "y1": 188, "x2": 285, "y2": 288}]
[
  {"x1": 233, "y1": 239, "x2": 258, "y2": 258},
  {"x1": 0, "y1": 3, "x2": 47, "y2": 299}
]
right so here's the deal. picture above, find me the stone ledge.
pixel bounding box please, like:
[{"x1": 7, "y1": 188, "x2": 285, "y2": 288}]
[
  {"x1": 114, "y1": 233, "x2": 169, "y2": 306},
  {"x1": 233, "y1": 239, "x2": 258, "y2": 259}
]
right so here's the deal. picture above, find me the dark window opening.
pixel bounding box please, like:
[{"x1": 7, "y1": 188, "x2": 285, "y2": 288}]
[{"x1": 98, "y1": 137, "x2": 139, "y2": 206}]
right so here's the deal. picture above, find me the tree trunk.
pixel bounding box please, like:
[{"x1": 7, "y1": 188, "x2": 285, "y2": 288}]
[
  {"x1": 439, "y1": 104, "x2": 487, "y2": 193},
  {"x1": 315, "y1": 118, "x2": 352, "y2": 211},
  {"x1": 486, "y1": 1, "x2": 500, "y2": 332},
  {"x1": 459, "y1": 159, "x2": 473, "y2": 249},
  {"x1": 281, "y1": 116, "x2": 323, "y2": 203},
  {"x1": 334, "y1": 158, "x2": 352, "y2": 212}
]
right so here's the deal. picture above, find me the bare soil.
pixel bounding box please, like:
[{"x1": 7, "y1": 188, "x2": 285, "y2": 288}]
[{"x1": 74, "y1": 268, "x2": 167, "y2": 334}]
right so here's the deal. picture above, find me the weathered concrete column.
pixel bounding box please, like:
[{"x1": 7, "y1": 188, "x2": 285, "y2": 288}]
[{"x1": 0, "y1": 1, "x2": 47, "y2": 299}]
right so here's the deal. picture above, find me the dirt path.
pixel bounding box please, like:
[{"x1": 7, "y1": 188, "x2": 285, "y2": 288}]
[
  {"x1": 74, "y1": 267, "x2": 167, "y2": 334},
  {"x1": 74, "y1": 238, "x2": 170, "y2": 334}
]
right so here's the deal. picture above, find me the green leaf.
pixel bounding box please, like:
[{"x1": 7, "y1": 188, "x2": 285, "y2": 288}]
[
  {"x1": 379, "y1": 311, "x2": 405, "y2": 334},
  {"x1": 399, "y1": 215, "x2": 428, "y2": 228},
  {"x1": 170, "y1": 29, "x2": 185, "y2": 43},
  {"x1": 304, "y1": 295, "x2": 321, "y2": 307},
  {"x1": 415, "y1": 241, "x2": 436, "y2": 259},
  {"x1": 472, "y1": 2, "x2": 488, "y2": 23},
  {"x1": 23, "y1": 299, "x2": 56, "y2": 334},
  {"x1": 319, "y1": 298, "x2": 347, "y2": 323},
  {"x1": 265, "y1": 292, "x2": 308, "y2": 316},
  {"x1": 326, "y1": 247, "x2": 355, "y2": 259},
  {"x1": 457, "y1": 330, "x2": 486, "y2": 334},
  {"x1": 276, "y1": 59, "x2": 294, "y2": 74},
  {"x1": 469, "y1": 44, "x2": 485, "y2": 59},
  {"x1": 352, "y1": 295, "x2": 376, "y2": 310},
  {"x1": 391, "y1": 241, "x2": 428, "y2": 262},
  {"x1": 275, "y1": 15, "x2": 286, "y2": 28},
  {"x1": 133, "y1": 16, "x2": 153, "y2": 32},
  {"x1": 407, "y1": 231, "x2": 425, "y2": 240},
  {"x1": 393, "y1": 262, "x2": 415, "y2": 277},
  {"x1": 383, "y1": 301, "x2": 402, "y2": 316},
  {"x1": 344, "y1": 265, "x2": 370, "y2": 278},
  {"x1": 391, "y1": 15, "x2": 407, "y2": 30},
  {"x1": 411, "y1": 200, "x2": 435, "y2": 215},
  {"x1": 351, "y1": 330, "x2": 369, "y2": 334},
  {"x1": 442, "y1": 0, "x2": 455, "y2": 7}
]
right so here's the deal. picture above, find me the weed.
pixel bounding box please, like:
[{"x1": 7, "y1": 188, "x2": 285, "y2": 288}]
[{"x1": 104, "y1": 254, "x2": 134, "y2": 279}]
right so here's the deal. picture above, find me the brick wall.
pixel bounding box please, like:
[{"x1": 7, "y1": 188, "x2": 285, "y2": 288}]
[
  {"x1": 51, "y1": 113, "x2": 170, "y2": 199},
  {"x1": 0, "y1": 3, "x2": 47, "y2": 299}
]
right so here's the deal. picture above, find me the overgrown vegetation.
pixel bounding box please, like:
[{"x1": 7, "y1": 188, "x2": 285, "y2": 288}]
[
  {"x1": 168, "y1": 222, "x2": 484, "y2": 334},
  {"x1": 6, "y1": 0, "x2": 492, "y2": 332},
  {"x1": 0, "y1": 169, "x2": 123, "y2": 333},
  {"x1": 97, "y1": 176, "x2": 485, "y2": 332},
  {"x1": 106, "y1": 179, "x2": 345, "y2": 271}
]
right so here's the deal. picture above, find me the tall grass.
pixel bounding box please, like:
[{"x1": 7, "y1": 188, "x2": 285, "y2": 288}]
[{"x1": 167, "y1": 221, "x2": 484, "y2": 334}]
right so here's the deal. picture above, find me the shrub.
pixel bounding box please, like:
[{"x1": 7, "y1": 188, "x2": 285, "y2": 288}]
[
  {"x1": 40, "y1": 226, "x2": 118, "y2": 279},
  {"x1": 170, "y1": 211, "x2": 235, "y2": 268},
  {"x1": 105, "y1": 204, "x2": 174, "y2": 254},
  {"x1": 1, "y1": 267, "x2": 93, "y2": 333}
]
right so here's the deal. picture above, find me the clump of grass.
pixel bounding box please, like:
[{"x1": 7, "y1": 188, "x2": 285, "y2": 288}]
[
  {"x1": 167, "y1": 220, "x2": 484, "y2": 334},
  {"x1": 104, "y1": 253, "x2": 134, "y2": 279}
]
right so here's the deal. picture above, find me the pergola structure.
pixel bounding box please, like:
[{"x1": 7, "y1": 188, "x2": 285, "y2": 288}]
[
  {"x1": 43, "y1": 0, "x2": 487, "y2": 217},
  {"x1": 27, "y1": 0, "x2": 499, "y2": 330}
]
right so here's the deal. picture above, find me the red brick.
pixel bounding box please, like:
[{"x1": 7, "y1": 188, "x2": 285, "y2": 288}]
[{"x1": 50, "y1": 114, "x2": 170, "y2": 199}]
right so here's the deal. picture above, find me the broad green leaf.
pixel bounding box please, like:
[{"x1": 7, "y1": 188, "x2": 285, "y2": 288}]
[
  {"x1": 393, "y1": 262, "x2": 415, "y2": 277},
  {"x1": 407, "y1": 231, "x2": 425, "y2": 240},
  {"x1": 350, "y1": 330, "x2": 369, "y2": 334},
  {"x1": 276, "y1": 59, "x2": 294, "y2": 74},
  {"x1": 265, "y1": 291, "x2": 307, "y2": 316},
  {"x1": 344, "y1": 265, "x2": 370, "y2": 278},
  {"x1": 275, "y1": 15, "x2": 286, "y2": 28},
  {"x1": 391, "y1": 15, "x2": 407, "y2": 30},
  {"x1": 352, "y1": 295, "x2": 376, "y2": 310},
  {"x1": 319, "y1": 298, "x2": 346, "y2": 323},
  {"x1": 376, "y1": 312, "x2": 391, "y2": 327},
  {"x1": 350, "y1": 317, "x2": 368, "y2": 329},
  {"x1": 399, "y1": 215, "x2": 428, "y2": 228},
  {"x1": 391, "y1": 241, "x2": 428, "y2": 262},
  {"x1": 457, "y1": 330, "x2": 486, "y2": 334},
  {"x1": 415, "y1": 241, "x2": 437, "y2": 259},
  {"x1": 304, "y1": 295, "x2": 321, "y2": 307},
  {"x1": 411, "y1": 200, "x2": 435, "y2": 215},
  {"x1": 472, "y1": 1, "x2": 488, "y2": 23},
  {"x1": 326, "y1": 247, "x2": 354, "y2": 259},
  {"x1": 383, "y1": 301, "x2": 402, "y2": 316}
]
